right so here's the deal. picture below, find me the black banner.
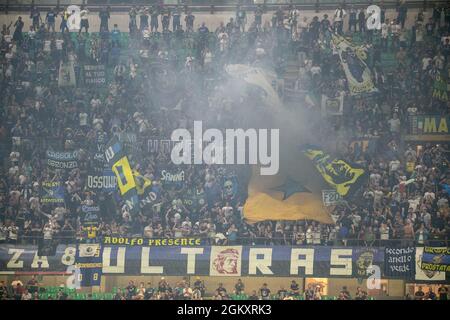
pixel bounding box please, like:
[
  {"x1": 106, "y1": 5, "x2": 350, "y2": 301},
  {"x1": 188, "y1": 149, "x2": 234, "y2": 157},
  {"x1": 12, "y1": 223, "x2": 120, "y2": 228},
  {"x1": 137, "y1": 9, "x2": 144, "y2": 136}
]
[
  {"x1": 384, "y1": 247, "x2": 415, "y2": 279},
  {"x1": 46, "y1": 150, "x2": 79, "y2": 170}
]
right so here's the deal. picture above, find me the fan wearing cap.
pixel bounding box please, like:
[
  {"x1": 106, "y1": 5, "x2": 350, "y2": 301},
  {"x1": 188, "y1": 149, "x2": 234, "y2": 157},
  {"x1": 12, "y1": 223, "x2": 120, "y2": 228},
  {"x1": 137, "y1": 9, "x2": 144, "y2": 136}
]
[{"x1": 193, "y1": 276, "x2": 205, "y2": 297}]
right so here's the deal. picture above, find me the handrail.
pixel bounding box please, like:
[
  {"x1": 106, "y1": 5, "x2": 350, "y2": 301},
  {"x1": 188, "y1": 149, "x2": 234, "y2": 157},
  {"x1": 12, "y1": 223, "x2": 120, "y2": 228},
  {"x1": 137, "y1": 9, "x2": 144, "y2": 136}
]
[
  {"x1": 0, "y1": 0, "x2": 430, "y2": 14},
  {"x1": 8, "y1": 235, "x2": 450, "y2": 247}
]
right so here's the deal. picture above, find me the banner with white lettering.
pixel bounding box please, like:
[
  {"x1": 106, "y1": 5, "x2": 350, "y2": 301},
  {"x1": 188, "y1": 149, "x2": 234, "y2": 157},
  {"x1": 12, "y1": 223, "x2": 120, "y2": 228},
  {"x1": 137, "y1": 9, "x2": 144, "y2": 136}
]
[
  {"x1": 0, "y1": 245, "x2": 395, "y2": 279},
  {"x1": 322, "y1": 190, "x2": 343, "y2": 206},
  {"x1": 158, "y1": 167, "x2": 186, "y2": 188},
  {"x1": 46, "y1": 150, "x2": 79, "y2": 170},
  {"x1": 83, "y1": 64, "x2": 106, "y2": 86},
  {"x1": 75, "y1": 244, "x2": 103, "y2": 287},
  {"x1": 86, "y1": 169, "x2": 117, "y2": 192},
  {"x1": 384, "y1": 247, "x2": 415, "y2": 279}
]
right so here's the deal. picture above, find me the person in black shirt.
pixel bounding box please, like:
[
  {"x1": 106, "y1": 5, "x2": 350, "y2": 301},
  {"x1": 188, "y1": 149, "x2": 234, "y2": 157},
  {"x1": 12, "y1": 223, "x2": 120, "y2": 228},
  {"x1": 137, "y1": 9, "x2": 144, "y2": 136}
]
[
  {"x1": 144, "y1": 282, "x2": 155, "y2": 300},
  {"x1": 305, "y1": 284, "x2": 315, "y2": 300},
  {"x1": 358, "y1": 9, "x2": 366, "y2": 34},
  {"x1": 150, "y1": 7, "x2": 159, "y2": 33},
  {"x1": 397, "y1": 0, "x2": 408, "y2": 29},
  {"x1": 46, "y1": 8, "x2": 57, "y2": 33},
  {"x1": 99, "y1": 7, "x2": 110, "y2": 32},
  {"x1": 321, "y1": 14, "x2": 331, "y2": 33},
  {"x1": 340, "y1": 286, "x2": 351, "y2": 300},
  {"x1": 290, "y1": 280, "x2": 300, "y2": 296},
  {"x1": 139, "y1": 8, "x2": 149, "y2": 32},
  {"x1": 355, "y1": 287, "x2": 368, "y2": 300},
  {"x1": 275, "y1": 6, "x2": 284, "y2": 27},
  {"x1": 248, "y1": 290, "x2": 259, "y2": 300},
  {"x1": 56, "y1": 287, "x2": 68, "y2": 300},
  {"x1": 125, "y1": 280, "x2": 136, "y2": 300},
  {"x1": 158, "y1": 277, "x2": 169, "y2": 293},
  {"x1": 254, "y1": 5, "x2": 263, "y2": 31},
  {"x1": 236, "y1": 6, "x2": 247, "y2": 32},
  {"x1": 30, "y1": 7, "x2": 41, "y2": 30},
  {"x1": 0, "y1": 281, "x2": 7, "y2": 298},
  {"x1": 234, "y1": 279, "x2": 245, "y2": 295},
  {"x1": 162, "y1": 8, "x2": 170, "y2": 32},
  {"x1": 309, "y1": 16, "x2": 320, "y2": 42},
  {"x1": 198, "y1": 22, "x2": 209, "y2": 50},
  {"x1": 277, "y1": 286, "x2": 288, "y2": 300},
  {"x1": 13, "y1": 17, "x2": 24, "y2": 43},
  {"x1": 113, "y1": 288, "x2": 125, "y2": 300},
  {"x1": 193, "y1": 277, "x2": 205, "y2": 297},
  {"x1": 216, "y1": 283, "x2": 226, "y2": 296},
  {"x1": 438, "y1": 285, "x2": 448, "y2": 300},
  {"x1": 414, "y1": 286, "x2": 425, "y2": 300},
  {"x1": 425, "y1": 287, "x2": 436, "y2": 300},
  {"x1": 185, "y1": 11, "x2": 195, "y2": 33},
  {"x1": 260, "y1": 283, "x2": 271, "y2": 300},
  {"x1": 172, "y1": 6, "x2": 182, "y2": 31}
]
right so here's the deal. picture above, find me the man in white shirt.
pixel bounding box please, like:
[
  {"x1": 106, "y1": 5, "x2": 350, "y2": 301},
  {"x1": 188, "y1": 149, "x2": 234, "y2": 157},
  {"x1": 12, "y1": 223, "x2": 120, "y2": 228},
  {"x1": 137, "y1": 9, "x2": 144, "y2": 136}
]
[
  {"x1": 21, "y1": 289, "x2": 32, "y2": 300},
  {"x1": 183, "y1": 284, "x2": 193, "y2": 299},
  {"x1": 388, "y1": 113, "x2": 401, "y2": 134},
  {"x1": 79, "y1": 111, "x2": 88, "y2": 127},
  {"x1": 11, "y1": 276, "x2": 23, "y2": 289},
  {"x1": 143, "y1": 223, "x2": 153, "y2": 238},
  {"x1": 8, "y1": 223, "x2": 18, "y2": 243},
  {"x1": 433, "y1": 53, "x2": 445, "y2": 70},
  {"x1": 28, "y1": 26, "x2": 36, "y2": 40},
  {"x1": 55, "y1": 37, "x2": 64, "y2": 51},
  {"x1": 334, "y1": 6, "x2": 346, "y2": 35},
  {"x1": 79, "y1": 6, "x2": 89, "y2": 33}
]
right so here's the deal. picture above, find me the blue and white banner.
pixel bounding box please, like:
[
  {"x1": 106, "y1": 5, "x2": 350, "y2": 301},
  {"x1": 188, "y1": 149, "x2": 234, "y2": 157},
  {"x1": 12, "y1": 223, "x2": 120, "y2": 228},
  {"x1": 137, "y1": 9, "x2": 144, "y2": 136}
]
[
  {"x1": 0, "y1": 245, "x2": 447, "y2": 282},
  {"x1": 75, "y1": 244, "x2": 103, "y2": 287},
  {"x1": 40, "y1": 181, "x2": 65, "y2": 203}
]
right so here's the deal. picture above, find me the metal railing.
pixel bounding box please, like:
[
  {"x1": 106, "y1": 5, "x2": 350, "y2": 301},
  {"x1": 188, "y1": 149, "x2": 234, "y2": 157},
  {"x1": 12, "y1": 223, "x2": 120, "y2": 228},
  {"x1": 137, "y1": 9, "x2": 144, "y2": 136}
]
[
  {"x1": 6, "y1": 235, "x2": 449, "y2": 247},
  {"x1": 0, "y1": 0, "x2": 430, "y2": 14}
]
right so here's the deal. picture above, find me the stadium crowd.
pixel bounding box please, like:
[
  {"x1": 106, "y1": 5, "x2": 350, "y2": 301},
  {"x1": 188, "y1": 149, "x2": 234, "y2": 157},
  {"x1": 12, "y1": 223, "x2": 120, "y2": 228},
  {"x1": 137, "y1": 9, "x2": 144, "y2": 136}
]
[
  {"x1": 1, "y1": 275, "x2": 448, "y2": 300},
  {"x1": 0, "y1": 2, "x2": 449, "y2": 250}
]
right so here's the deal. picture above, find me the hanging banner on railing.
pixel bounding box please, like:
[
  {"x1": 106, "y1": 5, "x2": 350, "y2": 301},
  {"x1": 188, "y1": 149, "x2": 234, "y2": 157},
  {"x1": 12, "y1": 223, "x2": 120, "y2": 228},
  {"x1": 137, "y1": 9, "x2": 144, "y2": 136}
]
[
  {"x1": 0, "y1": 245, "x2": 447, "y2": 282},
  {"x1": 384, "y1": 247, "x2": 415, "y2": 279},
  {"x1": 415, "y1": 247, "x2": 447, "y2": 282},
  {"x1": 75, "y1": 244, "x2": 103, "y2": 287},
  {"x1": 420, "y1": 247, "x2": 450, "y2": 273}
]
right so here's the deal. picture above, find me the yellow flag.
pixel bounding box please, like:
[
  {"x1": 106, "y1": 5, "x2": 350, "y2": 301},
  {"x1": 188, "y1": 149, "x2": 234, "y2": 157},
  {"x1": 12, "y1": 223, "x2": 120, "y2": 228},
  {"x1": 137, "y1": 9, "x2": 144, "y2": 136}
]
[
  {"x1": 132, "y1": 170, "x2": 152, "y2": 196},
  {"x1": 244, "y1": 166, "x2": 334, "y2": 225}
]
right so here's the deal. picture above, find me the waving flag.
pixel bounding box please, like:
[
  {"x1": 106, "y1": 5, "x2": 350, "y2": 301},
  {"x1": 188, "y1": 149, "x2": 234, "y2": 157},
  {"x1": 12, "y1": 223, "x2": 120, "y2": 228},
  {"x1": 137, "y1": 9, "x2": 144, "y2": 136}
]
[
  {"x1": 302, "y1": 145, "x2": 367, "y2": 199},
  {"x1": 105, "y1": 136, "x2": 140, "y2": 215},
  {"x1": 332, "y1": 35, "x2": 377, "y2": 95},
  {"x1": 244, "y1": 165, "x2": 334, "y2": 224}
]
